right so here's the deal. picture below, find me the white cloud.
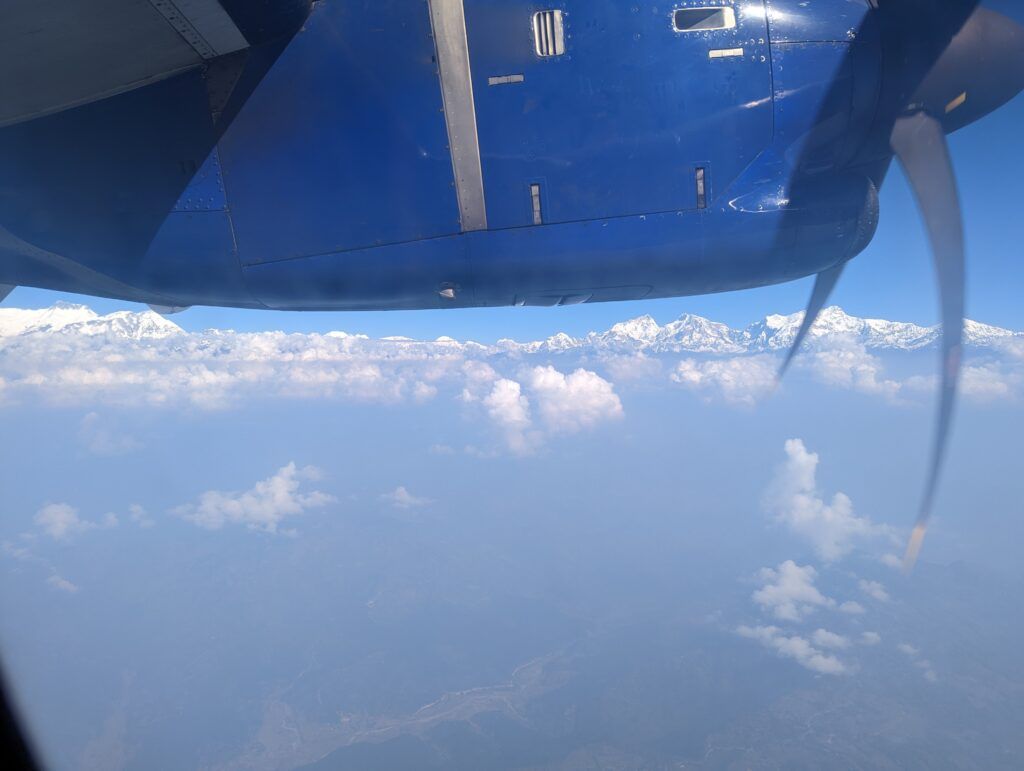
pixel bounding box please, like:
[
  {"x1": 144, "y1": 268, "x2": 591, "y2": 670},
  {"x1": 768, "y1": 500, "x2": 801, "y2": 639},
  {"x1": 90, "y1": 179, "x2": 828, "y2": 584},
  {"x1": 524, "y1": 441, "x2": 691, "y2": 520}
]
[
  {"x1": 381, "y1": 486, "x2": 429, "y2": 509},
  {"x1": 960, "y1": 363, "x2": 1021, "y2": 402},
  {"x1": 600, "y1": 353, "x2": 663, "y2": 382},
  {"x1": 469, "y1": 367, "x2": 622, "y2": 453},
  {"x1": 801, "y1": 341, "x2": 902, "y2": 400},
  {"x1": 46, "y1": 574, "x2": 79, "y2": 594},
  {"x1": 412, "y1": 381, "x2": 438, "y2": 402},
  {"x1": 897, "y1": 642, "x2": 920, "y2": 657},
  {"x1": 173, "y1": 463, "x2": 334, "y2": 534},
  {"x1": 763, "y1": 439, "x2": 895, "y2": 561},
  {"x1": 671, "y1": 355, "x2": 776, "y2": 406},
  {"x1": 859, "y1": 579, "x2": 891, "y2": 602},
  {"x1": 35, "y1": 503, "x2": 101, "y2": 541},
  {"x1": 736, "y1": 625, "x2": 848, "y2": 675},
  {"x1": 751, "y1": 561, "x2": 835, "y2": 621},
  {"x1": 839, "y1": 600, "x2": 866, "y2": 615},
  {"x1": 128, "y1": 504, "x2": 154, "y2": 528},
  {"x1": 860, "y1": 631, "x2": 881, "y2": 646},
  {"x1": 459, "y1": 360, "x2": 500, "y2": 403},
  {"x1": 811, "y1": 628, "x2": 850, "y2": 650},
  {"x1": 880, "y1": 553, "x2": 903, "y2": 569},
  {"x1": 2, "y1": 305, "x2": 1020, "y2": 417},
  {"x1": 0, "y1": 323, "x2": 484, "y2": 410},
  {"x1": 482, "y1": 378, "x2": 535, "y2": 454},
  {"x1": 904, "y1": 362, "x2": 1022, "y2": 404},
  {"x1": 1, "y1": 541, "x2": 32, "y2": 562},
  {"x1": 525, "y1": 366, "x2": 623, "y2": 433}
]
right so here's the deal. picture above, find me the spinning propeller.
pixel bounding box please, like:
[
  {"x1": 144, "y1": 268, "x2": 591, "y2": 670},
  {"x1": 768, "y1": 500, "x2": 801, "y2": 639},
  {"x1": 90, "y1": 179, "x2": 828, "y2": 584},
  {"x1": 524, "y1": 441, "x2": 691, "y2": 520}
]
[{"x1": 779, "y1": 2, "x2": 1024, "y2": 568}]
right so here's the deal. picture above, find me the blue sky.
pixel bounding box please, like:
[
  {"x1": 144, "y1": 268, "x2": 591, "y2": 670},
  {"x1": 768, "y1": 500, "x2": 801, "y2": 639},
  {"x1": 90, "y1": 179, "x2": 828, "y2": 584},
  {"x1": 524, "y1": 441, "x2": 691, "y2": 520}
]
[{"x1": 8, "y1": 91, "x2": 1024, "y2": 342}]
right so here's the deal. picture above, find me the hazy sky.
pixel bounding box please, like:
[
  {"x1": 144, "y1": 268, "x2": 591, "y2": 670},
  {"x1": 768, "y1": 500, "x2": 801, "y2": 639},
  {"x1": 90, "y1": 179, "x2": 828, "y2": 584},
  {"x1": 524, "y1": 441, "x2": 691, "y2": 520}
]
[{"x1": 1, "y1": 297, "x2": 1023, "y2": 768}]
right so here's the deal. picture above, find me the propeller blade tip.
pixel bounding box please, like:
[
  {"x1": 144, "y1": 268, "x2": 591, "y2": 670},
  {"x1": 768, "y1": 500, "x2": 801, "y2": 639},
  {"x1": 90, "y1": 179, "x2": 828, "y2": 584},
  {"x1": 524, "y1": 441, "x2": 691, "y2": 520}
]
[{"x1": 902, "y1": 522, "x2": 929, "y2": 573}]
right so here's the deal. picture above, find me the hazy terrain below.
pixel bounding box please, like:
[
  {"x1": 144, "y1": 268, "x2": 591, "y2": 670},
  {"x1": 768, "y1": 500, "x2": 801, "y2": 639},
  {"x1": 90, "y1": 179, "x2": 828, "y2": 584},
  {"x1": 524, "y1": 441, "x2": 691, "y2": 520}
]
[{"x1": 2, "y1": 304, "x2": 1022, "y2": 770}]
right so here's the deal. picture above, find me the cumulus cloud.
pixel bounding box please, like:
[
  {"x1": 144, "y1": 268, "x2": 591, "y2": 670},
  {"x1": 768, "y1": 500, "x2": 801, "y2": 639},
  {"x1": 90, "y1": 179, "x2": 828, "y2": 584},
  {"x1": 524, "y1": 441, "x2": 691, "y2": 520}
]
[
  {"x1": 671, "y1": 355, "x2": 776, "y2": 406},
  {"x1": 381, "y1": 486, "x2": 429, "y2": 509},
  {"x1": 859, "y1": 579, "x2": 891, "y2": 603},
  {"x1": 811, "y1": 628, "x2": 850, "y2": 650},
  {"x1": 736, "y1": 625, "x2": 848, "y2": 675},
  {"x1": 801, "y1": 341, "x2": 902, "y2": 400},
  {"x1": 763, "y1": 439, "x2": 895, "y2": 561},
  {"x1": 880, "y1": 553, "x2": 903, "y2": 569},
  {"x1": 482, "y1": 378, "x2": 535, "y2": 454},
  {"x1": 960, "y1": 363, "x2": 1021, "y2": 402},
  {"x1": 46, "y1": 574, "x2": 79, "y2": 594},
  {"x1": 860, "y1": 631, "x2": 882, "y2": 645},
  {"x1": 839, "y1": 600, "x2": 866, "y2": 615},
  {"x1": 34, "y1": 503, "x2": 110, "y2": 541},
  {"x1": 751, "y1": 561, "x2": 835, "y2": 621},
  {"x1": 173, "y1": 463, "x2": 334, "y2": 534},
  {"x1": 469, "y1": 367, "x2": 623, "y2": 453},
  {"x1": 525, "y1": 366, "x2": 623, "y2": 433},
  {"x1": 459, "y1": 360, "x2": 500, "y2": 402}
]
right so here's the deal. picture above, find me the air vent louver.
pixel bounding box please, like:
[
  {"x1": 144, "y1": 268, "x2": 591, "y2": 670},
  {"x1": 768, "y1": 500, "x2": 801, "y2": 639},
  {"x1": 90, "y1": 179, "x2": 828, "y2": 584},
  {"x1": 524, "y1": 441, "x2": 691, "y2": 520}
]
[{"x1": 533, "y1": 10, "x2": 565, "y2": 57}]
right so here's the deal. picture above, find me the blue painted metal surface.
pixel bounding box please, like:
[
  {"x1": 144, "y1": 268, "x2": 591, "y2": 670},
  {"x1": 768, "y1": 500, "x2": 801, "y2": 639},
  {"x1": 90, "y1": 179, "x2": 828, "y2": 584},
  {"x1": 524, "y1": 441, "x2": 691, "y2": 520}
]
[
  {"x1": 766, "y1": 0, "x2": 871, "y2": 43},
  {"x1": 0, "y1": 70, "x2": 216, "y2": 280},
  {"x1": 216, "y1": 0, "x2": 462, "y2": 266},
  {"x1": 465, "y1": 0, "x2": 771, "y2": 228},
  {"x1": 3, "y1": 0, "x2": 1010, "y2": 314},
  {"x1": 172, "y1": 149, "x2": 228, "y2": 213}
]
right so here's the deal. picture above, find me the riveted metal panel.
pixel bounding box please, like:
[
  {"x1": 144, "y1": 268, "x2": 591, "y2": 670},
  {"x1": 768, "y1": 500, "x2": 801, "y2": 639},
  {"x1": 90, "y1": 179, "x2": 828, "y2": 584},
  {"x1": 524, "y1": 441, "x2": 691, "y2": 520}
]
[{"x1": 173, "y1": 147, "x2": 228, "y2": 212}]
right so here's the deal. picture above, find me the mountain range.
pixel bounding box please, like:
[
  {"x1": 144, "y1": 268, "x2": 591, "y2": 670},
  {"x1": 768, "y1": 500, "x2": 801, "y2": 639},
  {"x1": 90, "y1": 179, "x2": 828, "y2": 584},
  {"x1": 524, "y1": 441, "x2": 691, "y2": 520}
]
[
  {"x1": 0, "y1": 301, "x2": 1020, "y2": 355},
  {"x1": 503, "y1": 306, "x2": 1020, "y2": 354}
]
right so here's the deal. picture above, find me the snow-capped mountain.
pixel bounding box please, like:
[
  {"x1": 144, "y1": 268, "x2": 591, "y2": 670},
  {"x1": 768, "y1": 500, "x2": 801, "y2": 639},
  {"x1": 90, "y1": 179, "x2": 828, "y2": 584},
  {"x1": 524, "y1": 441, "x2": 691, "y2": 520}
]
[
  {"x1": 523, "y1": 306, "x2": 1020, "y2": 355},
  {"x1": 0, "y1": 302, "x2": 1019, "y2": 355},
  {"x1": 0, "y1": 301, "x2": 99, "y2": 337},
  {"x1": 0, "y1": 302, "x2": 181, "y2": 340},
  {"x1": 743, "y1": 307, "x2": 937, "y2": 352}
]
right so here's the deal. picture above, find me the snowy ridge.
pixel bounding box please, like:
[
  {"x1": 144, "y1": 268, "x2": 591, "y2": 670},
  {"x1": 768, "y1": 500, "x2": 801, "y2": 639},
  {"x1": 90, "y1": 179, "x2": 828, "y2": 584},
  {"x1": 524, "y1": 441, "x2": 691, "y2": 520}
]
[
  {"x1": 0, "y1": 301, "x2": 182, "y2": 340},
  {"x1": 0, "y1": 302, "x2": 1019, "y2": 354},
  {"x1": 510, "y1": 306, "x2": 1021, "y2": 355}
]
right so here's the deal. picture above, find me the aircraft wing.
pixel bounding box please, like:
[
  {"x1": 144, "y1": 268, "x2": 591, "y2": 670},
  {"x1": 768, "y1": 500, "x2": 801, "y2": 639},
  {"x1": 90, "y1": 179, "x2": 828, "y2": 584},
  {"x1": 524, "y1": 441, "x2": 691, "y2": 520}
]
[{"x1": 0, "y1": 0, "x2": 308, "y2": 128}]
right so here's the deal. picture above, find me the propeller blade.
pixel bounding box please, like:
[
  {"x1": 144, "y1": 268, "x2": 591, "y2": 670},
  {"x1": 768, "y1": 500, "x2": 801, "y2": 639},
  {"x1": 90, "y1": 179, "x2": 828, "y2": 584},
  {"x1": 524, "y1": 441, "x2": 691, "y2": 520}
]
[
  {"x1": 0, "y1": 284, "x2": 13, "y2": 303},
  {"x1": 777, "y1": 263, "x2": 845, "y2": 381},
  {"x1": 890, "y1": 111, "x2": 965, "y2": 570}
]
